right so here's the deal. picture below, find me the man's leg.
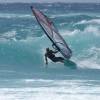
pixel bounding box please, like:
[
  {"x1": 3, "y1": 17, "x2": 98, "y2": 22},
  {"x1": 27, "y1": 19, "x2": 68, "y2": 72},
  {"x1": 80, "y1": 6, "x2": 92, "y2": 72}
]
[{"x1": 52, "y1": 57, "x2": 64, "y2": 63}]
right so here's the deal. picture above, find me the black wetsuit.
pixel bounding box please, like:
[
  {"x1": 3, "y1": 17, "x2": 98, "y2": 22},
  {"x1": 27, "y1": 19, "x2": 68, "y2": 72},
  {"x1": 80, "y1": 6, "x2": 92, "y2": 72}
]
[{"x1": 46, "y1": 50, "x2": 64, "y2": 62}]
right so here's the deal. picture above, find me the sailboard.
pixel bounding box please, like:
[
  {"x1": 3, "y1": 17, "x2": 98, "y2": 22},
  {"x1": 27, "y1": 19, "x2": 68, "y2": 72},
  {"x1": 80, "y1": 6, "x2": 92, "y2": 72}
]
[{"x1": 31, "y1": 6, "x2": 72, "y2": 59}]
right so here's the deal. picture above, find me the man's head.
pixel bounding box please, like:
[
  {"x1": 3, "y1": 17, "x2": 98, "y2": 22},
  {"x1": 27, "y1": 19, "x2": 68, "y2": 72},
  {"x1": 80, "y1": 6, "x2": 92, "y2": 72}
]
[{"x1": 46, "y1": 48, "x2": 49, "y2": 52}]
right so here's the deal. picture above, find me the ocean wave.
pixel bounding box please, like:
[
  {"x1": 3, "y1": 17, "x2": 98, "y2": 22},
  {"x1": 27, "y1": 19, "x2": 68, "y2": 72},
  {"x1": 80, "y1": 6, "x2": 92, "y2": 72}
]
[
  {"x1": 60, "y1": 24, "x2": 100, "y2": 37},
  {"x1": 75, "y1": 19, "x2": 100, "y2": 25},
  {"x1": 0, "y1": 29, "x2": 100, "y2": 69},
  {"x1": 0, "y1": 13, "x2": 32, "y2": 19}
]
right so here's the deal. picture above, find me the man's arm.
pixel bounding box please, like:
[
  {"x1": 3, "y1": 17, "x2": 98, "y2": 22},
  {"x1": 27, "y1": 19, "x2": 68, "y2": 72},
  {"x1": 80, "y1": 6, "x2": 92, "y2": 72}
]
[
  {"x1": 54, "y1": 50, "x2": 58, "y2": 53},
  {"x1": 52, "y1": 50, "x2": 59, "y2": 54},
  {"x1": 45, "y1": 53, "x2": 48, "y2": 65}
]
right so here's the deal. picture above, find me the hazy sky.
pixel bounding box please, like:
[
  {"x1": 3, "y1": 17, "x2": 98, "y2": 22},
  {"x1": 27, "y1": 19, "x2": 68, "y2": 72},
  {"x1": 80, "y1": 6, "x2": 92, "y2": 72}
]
[{"x1": 0, "y1": 0, "x2": 100, "y2": 3}]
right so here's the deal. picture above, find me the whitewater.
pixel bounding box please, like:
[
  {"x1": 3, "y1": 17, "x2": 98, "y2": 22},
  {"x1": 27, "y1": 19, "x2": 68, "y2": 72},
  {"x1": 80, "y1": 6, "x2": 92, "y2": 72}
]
[{"x1": 0, "y1": 3, "x2": 100, "y2": 100}]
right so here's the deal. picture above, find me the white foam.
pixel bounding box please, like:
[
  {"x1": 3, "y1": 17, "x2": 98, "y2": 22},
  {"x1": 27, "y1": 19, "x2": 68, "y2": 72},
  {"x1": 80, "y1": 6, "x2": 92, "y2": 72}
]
[
  {"x1": 78, "y1": 60, "x2": 100, "y2": 69},
  {"x1": 3, "y1": 30, "x2": 16, "y2": 38},
  {"x1": 0, "y1": 30, "x2": 44, "y2": 42},
  {"x1": 75, "y1": 20, "x2": 87, "y2": 25},
  {"x1": 83, "y1": 25, "x2": 100, "y2": 36},
  {"x1": 75, "y1": 19, "x2": 100, "y2": 25},
  {"x1": 0, "y1": 30, "x2": 17, "y2": 42},
  {"x1": 59, "y1": 22, "x2": 67, "y2": 26},
  {"x1": 42, "y1": 9, "x2": 48, "y2": 12},
  {"x1": 47, "y1": 4, "x2": 53, "y2": 7},
  {"x1": 77, "y1": 47, "x2": 100, "y2": 69},
  {"x1": 87, "y1": 19, "x2": 100, "y2": 24},
  {"x1": 50, "y1": 13, "x2": 82, "y2": 18},
  {"x1": 0, "y1": 13, "x2": 32, "y2": 19},
  {"x1": 0, "y1": 79, "x2": 100, "y2": 100},
  {"x1": 60, "y1": 29, "x2": 80, "y2": 36}
]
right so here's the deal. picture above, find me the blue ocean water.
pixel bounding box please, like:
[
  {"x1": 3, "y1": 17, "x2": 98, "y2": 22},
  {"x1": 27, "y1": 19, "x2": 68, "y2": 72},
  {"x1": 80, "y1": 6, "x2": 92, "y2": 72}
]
[{"x1": 0, "y1": 3, "x2": 100, "y2": 100}]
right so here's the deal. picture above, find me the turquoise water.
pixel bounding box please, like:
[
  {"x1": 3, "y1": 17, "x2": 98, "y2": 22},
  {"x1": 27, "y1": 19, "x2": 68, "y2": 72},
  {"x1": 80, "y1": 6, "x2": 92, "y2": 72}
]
[{"x1": 0, "y1": 3, "x2": 100, "y2": 100}]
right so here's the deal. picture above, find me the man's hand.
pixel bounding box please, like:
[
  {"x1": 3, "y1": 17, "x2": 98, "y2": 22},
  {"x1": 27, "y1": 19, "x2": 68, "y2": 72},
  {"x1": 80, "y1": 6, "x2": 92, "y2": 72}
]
[{"x1": 46, "y1": 61, "x2": 48, "y2": 65}]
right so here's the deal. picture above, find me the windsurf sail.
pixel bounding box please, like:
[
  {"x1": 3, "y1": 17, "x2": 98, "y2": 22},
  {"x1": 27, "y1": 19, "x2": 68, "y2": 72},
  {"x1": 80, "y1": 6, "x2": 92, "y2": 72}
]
[{"x1": 31, "y1": 6, "x2": 72, "y2": 59}]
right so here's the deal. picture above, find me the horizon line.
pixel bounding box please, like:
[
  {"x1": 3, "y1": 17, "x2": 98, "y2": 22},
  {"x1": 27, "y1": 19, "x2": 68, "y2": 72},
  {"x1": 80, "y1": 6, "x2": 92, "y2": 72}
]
[{"x1": 0, "y1": 2, "x2": 100, "y2": 4}]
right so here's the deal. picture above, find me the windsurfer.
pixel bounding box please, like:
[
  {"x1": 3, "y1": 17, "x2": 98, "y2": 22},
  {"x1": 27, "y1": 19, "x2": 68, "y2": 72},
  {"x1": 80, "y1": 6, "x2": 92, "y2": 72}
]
[{"x1": 45, "y1": 48, "x2": 64, "y2": 64}]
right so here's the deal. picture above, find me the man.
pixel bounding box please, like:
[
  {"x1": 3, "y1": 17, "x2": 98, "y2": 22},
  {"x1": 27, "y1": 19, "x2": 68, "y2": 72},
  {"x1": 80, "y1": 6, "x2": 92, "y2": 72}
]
[{"x1": 45, "y1": 48, "x2": 64, "y2": 65}]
